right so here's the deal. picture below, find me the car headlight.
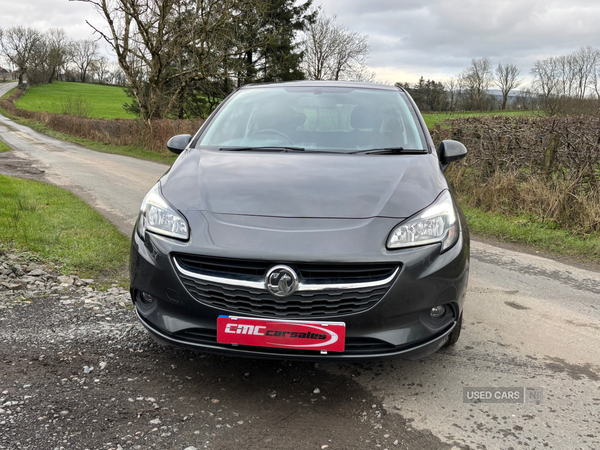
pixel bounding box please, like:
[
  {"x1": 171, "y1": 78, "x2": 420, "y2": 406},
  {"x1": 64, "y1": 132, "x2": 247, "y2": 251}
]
[
  {"x1": 387, "y1": 190, "x2": 459, "y2": 252},
  {"x1": 137, "y1": 183, "x2": 189, "y2": 240}
]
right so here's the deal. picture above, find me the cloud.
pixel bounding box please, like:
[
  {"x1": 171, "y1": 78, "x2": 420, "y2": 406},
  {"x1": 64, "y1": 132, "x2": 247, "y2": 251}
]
[
  {"x1": 319, "y1": 0, "x2": 600, "y2": 83},
  {"x1": 3, "y1": 0, "x2": 600, "y2": 86},
  {"x1": 0, "y1": 0, "x2": 113, "y2": 56}
]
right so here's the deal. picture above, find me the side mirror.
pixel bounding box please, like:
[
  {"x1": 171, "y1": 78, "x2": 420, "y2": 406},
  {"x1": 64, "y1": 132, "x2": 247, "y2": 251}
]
[
  {"x1": 438, "y1": 140, "x2": 467, "y2": 171},
  {"x1": 166, "y1": 134, "x2": 192, "y2": 154}
]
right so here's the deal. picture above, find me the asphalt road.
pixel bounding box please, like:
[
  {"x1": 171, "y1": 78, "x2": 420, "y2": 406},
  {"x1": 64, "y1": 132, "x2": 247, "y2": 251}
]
[
  {"x1": 1, "y1": 81, "x2": 599, "y2": 449},
  {"x1": 0, "y1": 82, "x2": 167, "y2": 235}
]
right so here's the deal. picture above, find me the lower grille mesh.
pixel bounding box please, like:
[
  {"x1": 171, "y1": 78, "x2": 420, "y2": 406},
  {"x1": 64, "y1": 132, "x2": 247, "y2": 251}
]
[{"x1": 173, "y1": 328, "x2": 398, "y2": 355}]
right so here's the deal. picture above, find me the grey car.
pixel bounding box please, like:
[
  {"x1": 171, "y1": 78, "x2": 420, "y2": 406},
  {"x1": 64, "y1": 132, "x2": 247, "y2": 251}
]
[{"x1": 130, "y1": 81, "x2": 469, "y2": 361}]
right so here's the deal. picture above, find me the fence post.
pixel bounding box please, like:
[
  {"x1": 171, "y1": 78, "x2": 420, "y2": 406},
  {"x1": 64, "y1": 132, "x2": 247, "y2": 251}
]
[{"x1": 544, "y1": 134, "x2": 560, "y2": 175}]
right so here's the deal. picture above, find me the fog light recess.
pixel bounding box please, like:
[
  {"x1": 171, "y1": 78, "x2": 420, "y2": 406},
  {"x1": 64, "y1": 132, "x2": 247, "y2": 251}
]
[
  {"x1": 135, "y1": 291, "x2": 159, "y2": 315},
  {"x1": 430, "y1": 305, "x2": 446, "y2": 319},
  {"x1": 139, "y1": 292, "x2": 157, "y2": 305}
]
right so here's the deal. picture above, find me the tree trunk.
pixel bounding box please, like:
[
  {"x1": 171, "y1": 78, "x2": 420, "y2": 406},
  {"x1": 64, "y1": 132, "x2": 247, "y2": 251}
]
[
  {"x1": 245, "y1": 50, "x2": 254, "y2": 83},
  {"x1": 48, "y1": 67, "x2": 56, "y2": 84}
]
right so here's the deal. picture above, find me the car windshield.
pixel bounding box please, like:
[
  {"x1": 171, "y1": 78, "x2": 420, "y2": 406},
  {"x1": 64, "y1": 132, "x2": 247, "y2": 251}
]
[{"x1": 195, "y1": 86, "x2": 427, "y2": 152}]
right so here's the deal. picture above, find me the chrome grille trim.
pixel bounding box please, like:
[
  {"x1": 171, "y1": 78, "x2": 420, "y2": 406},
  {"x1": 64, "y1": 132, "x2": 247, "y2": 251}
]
[{"x1": 173, "y1": 259, "x2": 399, "y2": 292}]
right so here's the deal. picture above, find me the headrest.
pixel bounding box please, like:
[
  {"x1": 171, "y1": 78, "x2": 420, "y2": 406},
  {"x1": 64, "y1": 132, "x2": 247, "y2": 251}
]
[
  {"x1": 256, "y1": 107, "x2": 306, "y2": 130},
  {"x1": 351, "y1": 106, "x2": 382, "y2": 130}
]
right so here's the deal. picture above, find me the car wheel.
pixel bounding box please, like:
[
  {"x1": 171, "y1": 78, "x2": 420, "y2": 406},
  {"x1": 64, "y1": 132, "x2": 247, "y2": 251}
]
[{"x1": 445, "y1": 314, "x2": 462, "y2": 346}]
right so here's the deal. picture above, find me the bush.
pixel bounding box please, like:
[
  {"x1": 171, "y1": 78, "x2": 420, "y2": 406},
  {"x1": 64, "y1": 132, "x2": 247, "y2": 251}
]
[
  {"x1": 433, "y1": 115, "x2": 600, "y2": 235},
  {"x1": 60, "y1": 95, "x2": 94, "y2": 118}
]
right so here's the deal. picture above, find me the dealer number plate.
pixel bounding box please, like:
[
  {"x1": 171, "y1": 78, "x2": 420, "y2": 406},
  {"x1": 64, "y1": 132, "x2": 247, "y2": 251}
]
[{"x1": 217, "y1": 316, "x2": 346, "y2": 352}]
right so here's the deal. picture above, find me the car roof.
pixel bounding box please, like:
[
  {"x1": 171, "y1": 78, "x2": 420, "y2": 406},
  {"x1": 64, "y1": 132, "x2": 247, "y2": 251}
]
[{"x1": 240, "y1": 80, "x2": 402, "y2": 92}]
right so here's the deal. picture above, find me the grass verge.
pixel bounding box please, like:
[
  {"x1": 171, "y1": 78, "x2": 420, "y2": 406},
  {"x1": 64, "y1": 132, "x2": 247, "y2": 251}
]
[
  {"x1": 14, "y1": 81, "x2": 137, "y2": 119},
  {"x1": 0, "y1": 174, "x2": 130, "y2": 280},
  {"x1": 0, "y1": 140, "x2": 11, "y2": 152},
  {"x1": 422, "y1": 110, "x2": 535, "y2": 129},
  {"x1": 1, "y1": 87, "x2": 15, "y2": 101},
  {"x1": 0, "y1": 106, "x2": 177, "y2": 164},
  {"x1": 461, "y1": 204, "x2": 600, "y2": 265}
]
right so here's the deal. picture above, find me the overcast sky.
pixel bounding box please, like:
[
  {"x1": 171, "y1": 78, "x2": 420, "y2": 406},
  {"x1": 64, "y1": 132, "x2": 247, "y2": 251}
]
[{"x1": 2, "y1": 0, "x2": 600, "y2": 86}]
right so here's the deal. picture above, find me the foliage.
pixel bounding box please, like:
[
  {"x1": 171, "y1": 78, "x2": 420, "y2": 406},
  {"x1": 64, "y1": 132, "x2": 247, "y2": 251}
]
[
  {"x1": 76, "y1": 0, "x2": 314, "y2": 120},
  {"x1": 396, "y1": 77, "x2": 447, "y2": 112},
  {"x1": 235, "y1": 0, "x2": 315, "y2": 85}
]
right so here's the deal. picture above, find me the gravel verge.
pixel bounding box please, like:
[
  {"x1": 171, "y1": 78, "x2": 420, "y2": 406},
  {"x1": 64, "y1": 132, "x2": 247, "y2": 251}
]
[{"x1": 0, "y1": 248, "x2": 451, "y2": 450}]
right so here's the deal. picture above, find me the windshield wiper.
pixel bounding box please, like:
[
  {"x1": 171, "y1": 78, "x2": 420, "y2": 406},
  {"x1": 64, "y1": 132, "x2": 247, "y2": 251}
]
[
  {"x1": 351, "y1": 147, "x2": 427, "y2": 155},
  {"x1": 219, "y1": 146, "x2": 306, "y2": 152}
]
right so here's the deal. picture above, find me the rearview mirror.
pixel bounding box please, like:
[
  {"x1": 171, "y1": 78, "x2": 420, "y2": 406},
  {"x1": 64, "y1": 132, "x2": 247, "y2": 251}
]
[
  {"x1": 166, "y1": 134, "x2": 192, "y2": 154},
  {"x1": 438, "y1": 140, "x2": 467, "y2": 171}
]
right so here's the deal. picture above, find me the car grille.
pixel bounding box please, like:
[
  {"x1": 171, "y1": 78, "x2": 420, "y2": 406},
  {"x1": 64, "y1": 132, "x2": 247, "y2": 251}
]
[
  {"x1": 174, "y1": 254, "x2": 398, "y2": 282},
  {"x1": 173, "y1": 254, "x2": 399, "y2": 318}
]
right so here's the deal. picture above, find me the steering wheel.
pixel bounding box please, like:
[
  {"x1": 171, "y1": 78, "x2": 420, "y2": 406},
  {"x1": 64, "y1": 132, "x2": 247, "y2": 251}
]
[{"x1": 250, "y1": 128, "x2": 294, "y2": 144}]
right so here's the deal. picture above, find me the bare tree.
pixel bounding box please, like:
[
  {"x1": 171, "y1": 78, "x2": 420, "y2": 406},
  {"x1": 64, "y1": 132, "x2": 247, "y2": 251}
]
[
  {"x1": 539, "y1": 47, "x2": 599, "y2": 102},
  {"x1": 28, "y1": 35, "x2": 53, "y2": 85},
  {"x1": 495, "y1": 62, "x2": 521, "y2": 110},
  {"x1": 0, "y1": 26, "x2": 43, "y2": 84},
  {"x1": 301, "y1": 11, "x2": 372, "y2": 81},
  {"x1": 461, "y1": 57, "x2": 494, "y2": 110},
  {"x1": 45, "y1": 28, "x2": 71, "y2": 83},
  {"x1": 531, "y1": 57, "x2": 562, "y2": 115},
  {"x1": 91, "y1": 56, "x2": 111, "y2": 83},
  {"x1": 71, "y1": 39, "x2": 99, "y2": 82},
  {"x1": 107, "y1": 60, "x2": 127, "y2": 85},
  {"x1": 445, "y1": 76, "x2": 460, "y2": 112},
  {"x1": 571, "y1": 46, "x2": 599, "y2": 99},
  {"x1": 74, "y1": 0, "x2": 252, "y2": 120},
  {"x1": 0, "y1": 28, "x2": 4, "y2": 73},
  {"x1": 532, "y1": 48, "x2": 600, "y2": 115},
  {"x1": 592, "y1": 61, "x2": 600, "y2": 104}
]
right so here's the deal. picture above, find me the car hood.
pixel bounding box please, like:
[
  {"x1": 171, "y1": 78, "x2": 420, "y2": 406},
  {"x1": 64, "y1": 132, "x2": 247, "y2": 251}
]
[{"x1": 161, "y1": 149, "x2": 448, "y2": 219}]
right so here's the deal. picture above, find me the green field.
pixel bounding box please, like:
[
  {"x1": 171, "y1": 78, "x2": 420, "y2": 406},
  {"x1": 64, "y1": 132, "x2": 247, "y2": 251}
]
[
  {"x1": 422, "y1": 110, "x2": 534, "y2": 129},
  {"x1": 0, "y1": 175, "x2": 130, "y2": 278},
  {"x1": 15, "y1": 82, "x2": 136, "y2": 119}
]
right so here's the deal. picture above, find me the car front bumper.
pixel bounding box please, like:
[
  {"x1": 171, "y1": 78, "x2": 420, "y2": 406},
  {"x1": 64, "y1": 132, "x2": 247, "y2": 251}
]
[{"x1": 130, "y1": 213, "x2": 469, "y2": 361}]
